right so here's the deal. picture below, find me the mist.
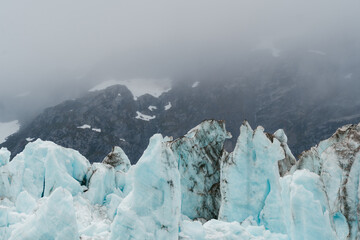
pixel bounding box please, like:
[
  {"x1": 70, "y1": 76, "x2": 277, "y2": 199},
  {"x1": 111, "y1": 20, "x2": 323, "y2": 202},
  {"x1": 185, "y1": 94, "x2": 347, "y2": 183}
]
[{"x1": 1, "y1": 0, "x2": 359, "y2": 121}]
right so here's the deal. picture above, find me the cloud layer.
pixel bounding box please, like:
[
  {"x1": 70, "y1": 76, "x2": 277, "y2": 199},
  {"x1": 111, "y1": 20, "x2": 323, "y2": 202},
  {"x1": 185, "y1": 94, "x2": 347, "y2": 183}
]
[{"x1": 0, "y1": 0, "x2": 359, "y2": 119}]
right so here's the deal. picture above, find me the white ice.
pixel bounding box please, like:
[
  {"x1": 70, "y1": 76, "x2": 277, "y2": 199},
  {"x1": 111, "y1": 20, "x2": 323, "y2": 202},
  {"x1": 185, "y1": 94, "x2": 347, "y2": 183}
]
[{"x1": 0, "y1": 148, "x2": 10, "y2": 167}]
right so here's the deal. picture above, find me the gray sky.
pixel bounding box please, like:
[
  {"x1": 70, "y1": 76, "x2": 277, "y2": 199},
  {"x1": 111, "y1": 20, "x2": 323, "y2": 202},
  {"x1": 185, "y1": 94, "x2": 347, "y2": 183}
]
[{"x1": 0, "y1": 0, "x2": 359, "y2": 119}]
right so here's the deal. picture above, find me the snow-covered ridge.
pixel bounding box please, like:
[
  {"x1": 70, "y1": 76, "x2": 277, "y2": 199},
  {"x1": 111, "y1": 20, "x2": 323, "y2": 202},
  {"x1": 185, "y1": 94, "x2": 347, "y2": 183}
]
[
  {"x1": 0, "y1": 120, "x2": 20, "y2": 144},
  {"x1": 1, "y1": 121, "x2": 360, "y2": 239},
  {"x1": 89, "y1": 78, "x2": 172, "y2": 100}
]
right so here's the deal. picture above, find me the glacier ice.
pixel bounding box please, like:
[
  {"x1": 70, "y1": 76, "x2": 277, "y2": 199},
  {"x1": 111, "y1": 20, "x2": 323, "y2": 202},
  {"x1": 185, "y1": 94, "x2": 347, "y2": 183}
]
[
  {"x1": 218, "y1": 121, "x2": 286, "y2": 233},
  {"x1": 179, "y1": 218, "x2": 288, "y2": 240},
  {"x1": 1, "y1": 121, "x2": 360, "y2": 239},
  {"x1": 110, "y1": 134, "x2": 181, "y2": 240},
  {"x1": 73, "y1": 195, "x2": 112, "y2": 239},
  {"x1": 9, "y1": 188, "x2": 79, "y2": 240},
  {"x1": 0, "y1": 148, "x2": 10, "y2": 167},
  {"x1": 15, "y1": 191, "x2": 36, "y2": 214},
  {"x1": 274, "y1": 129, "x2": 297, "y2": 176},
  {"x1": 102, "y1": 146, "x2": 131, "y2": 172},
  {"x1": 297, "y1": 123, "x2": 360, "y2": 240},
  {"x1": 0, "y1": 139, "x2": 90, "y2": 201},
  {"x1": 280, "y1": 169, "x2": 336, "y2": 239},
  {"x1": 84, "y1": 163, "x2": 118, "y2": 205},
  {"x1": 171, "y1": 120, "x2": 231, "y2": 220}
]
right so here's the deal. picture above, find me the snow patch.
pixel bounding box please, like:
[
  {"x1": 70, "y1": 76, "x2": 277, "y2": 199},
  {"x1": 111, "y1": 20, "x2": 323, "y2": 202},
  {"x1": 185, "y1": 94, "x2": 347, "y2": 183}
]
[
  {"x1": 89, "y1": 79, "x2": 172, "y2": 100},
  {"x1": 77, "y1": 124, "x2": 91, "y2": 129},
  {"x1": 0, "y1": 120, "x2": 20, "y2": 144},
  {"x1": 148, "y1": 105, "x2": 157, "y2": 111},
  {"x1": 92, "y1": 128, "x2": 101, "y2": 133},
  {"x1": 135, "y1": 111, "x2": 156, "y2": 121},
  {"x1": 164, "y1": 102, "x2": 172, "y2": 110}
]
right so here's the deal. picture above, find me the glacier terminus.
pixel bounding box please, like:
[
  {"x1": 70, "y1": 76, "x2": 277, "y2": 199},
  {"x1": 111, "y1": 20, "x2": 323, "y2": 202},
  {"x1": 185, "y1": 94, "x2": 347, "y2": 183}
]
[{"x1": 1, "y1": 120, "x2": 360, "y2": 240}]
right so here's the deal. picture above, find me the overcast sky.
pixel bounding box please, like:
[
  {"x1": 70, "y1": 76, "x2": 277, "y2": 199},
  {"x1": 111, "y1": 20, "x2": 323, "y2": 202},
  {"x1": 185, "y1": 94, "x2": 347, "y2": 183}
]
[{"x1": 0, "y1": 0, "x2": 359, "y2": 110}]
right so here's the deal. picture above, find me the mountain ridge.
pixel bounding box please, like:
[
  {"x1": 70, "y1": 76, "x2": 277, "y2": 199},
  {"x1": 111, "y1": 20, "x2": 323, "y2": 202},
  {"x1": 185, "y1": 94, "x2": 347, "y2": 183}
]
[{"x1": 2, "y1": 76, "x2": 360, "y2": 164}]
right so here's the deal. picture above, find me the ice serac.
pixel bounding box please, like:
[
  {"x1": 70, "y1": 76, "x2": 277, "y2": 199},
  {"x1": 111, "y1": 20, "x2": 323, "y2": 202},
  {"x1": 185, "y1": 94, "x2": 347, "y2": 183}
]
[
  {"x1": 9, "y1": 188, "x2": 79, "y2": 240},
  {"x1": 274, "y1": 129, "x2": 296, "y2": 176},
  {"x1": 0, "y1": 139, "x2": 90, "y2": 201},
  {"x1": 110, "y1": 134, "x2": 180, "y2": 240},
  {"x1": 170, "y1": 120, "x2": 232, "y2": 220},
  {"x1": 84, "y1": 163, "x2": 118, "y2": 205},
  {"x1": 218, "y1": 121, "x2": 289, "y2": 233},
  {"x1": 85, "y1": 146, "x2": 132, "y2": 205},
  {"x1": 0, "y1": 148, "x2": 10, "y2": 167},
  {"x1": 280, "y1": 169, "x2": 336, "y2": 240},
  {"x1": 102, "y1": 146, "x2": 131, "y2": 172},
  {"x1": 297, "y1": 123, "x2": 360, "y2": 240}
]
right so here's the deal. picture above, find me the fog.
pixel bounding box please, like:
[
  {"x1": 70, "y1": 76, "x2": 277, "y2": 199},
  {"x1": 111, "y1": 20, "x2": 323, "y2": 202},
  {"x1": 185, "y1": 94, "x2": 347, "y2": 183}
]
[{"x1": 0, "y1": 0, "x2": 359, "y2": 121}]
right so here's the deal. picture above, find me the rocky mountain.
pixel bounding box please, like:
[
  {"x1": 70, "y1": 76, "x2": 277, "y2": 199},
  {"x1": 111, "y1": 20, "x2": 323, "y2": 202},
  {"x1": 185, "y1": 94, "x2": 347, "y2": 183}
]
[{"x1": 2, "y1": 50, "x2": 360, "y2": 163}]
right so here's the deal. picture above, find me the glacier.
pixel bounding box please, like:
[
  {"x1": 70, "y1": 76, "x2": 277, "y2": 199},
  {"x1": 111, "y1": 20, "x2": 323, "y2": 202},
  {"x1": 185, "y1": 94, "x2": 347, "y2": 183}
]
[
  {"x1": 1, "y1": 120, "x2": 360, "y2": 239},
  {"x1": 171, "y1": 120, "x2": 231, "y2": 220}
]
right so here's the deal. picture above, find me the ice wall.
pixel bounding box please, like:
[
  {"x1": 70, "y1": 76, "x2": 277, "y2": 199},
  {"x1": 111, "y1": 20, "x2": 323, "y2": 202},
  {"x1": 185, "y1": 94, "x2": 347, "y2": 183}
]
[
  {"x1": 218, "y1": 121, "x2": 286, "y2": 233},
  {"x1": 0, "y1": 139, "x2": 90, "y2": 201},
  {"x1": 0, "y1": 121, "x2": 359, "y2": 239},
  {"x1": 110, "y1": 134, "x2": 181, "y2": 240},
  {"x1": 171, "y1": 120, "x2": 231, "y2": 220}
]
